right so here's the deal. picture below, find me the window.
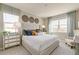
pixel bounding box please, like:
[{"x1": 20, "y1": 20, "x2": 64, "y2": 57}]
[
  {"x1": 59, "y1": 19, "x2": 67, "y2": 32},
  {"x1": 3, "y1": 13, "x2": 19, "y2": 33},
  {"x1": 49, "y1": 20, "x2": 58, "y2": 32},
  {"x1": 49, "y1": 18, "x2": 67, "y2": 33}
]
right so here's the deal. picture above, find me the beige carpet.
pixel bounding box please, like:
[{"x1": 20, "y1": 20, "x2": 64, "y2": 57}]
[
  {"x1": 51, "y1": 40, "x2": 75, "y2": 55},
  {"x1": 0, "y1": 40, "x2": 75, "y2": 55}
]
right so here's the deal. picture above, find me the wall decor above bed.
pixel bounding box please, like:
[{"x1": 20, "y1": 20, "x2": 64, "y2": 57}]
[
  {"x1": 22, "y1": 15, "x2": 28, "y2": 22},
  {"x1": 29, "y1": 17, "x2": 34, "y2": 23},
  {"x1": 35, "y1": 18, "x2": 39, "y2": 24}
]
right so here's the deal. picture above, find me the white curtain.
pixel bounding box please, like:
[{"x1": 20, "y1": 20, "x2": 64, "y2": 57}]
[
  {"x1": 67, "y1": 11, "x2": 76, "y2": 37},
  {"x1": 48, "y1": 14, "x2": 67, "y2": 33}
]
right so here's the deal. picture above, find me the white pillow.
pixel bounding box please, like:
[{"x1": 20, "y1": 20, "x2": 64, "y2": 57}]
[{"x1": 38, "y1": 32, "x2": 46, "y2": 35}]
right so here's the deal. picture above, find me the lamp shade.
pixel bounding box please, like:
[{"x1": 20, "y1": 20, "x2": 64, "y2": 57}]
[{"x1": 42, "y1": 25, "x2": 45, "y2": 28}]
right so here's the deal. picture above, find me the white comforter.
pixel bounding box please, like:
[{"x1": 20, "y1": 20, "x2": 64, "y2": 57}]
[{"x1": 22, "y1": 35, "x2": 59, "y2": 54}]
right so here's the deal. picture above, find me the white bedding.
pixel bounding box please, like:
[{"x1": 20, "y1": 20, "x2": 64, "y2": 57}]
[{"x1": 22, "y1": 34, "x2": 59, "y2": 55}]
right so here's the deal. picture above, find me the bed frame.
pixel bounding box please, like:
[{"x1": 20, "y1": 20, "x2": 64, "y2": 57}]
[{"x1": 22, "y1": 40, "x2": 59, "y2": 55}]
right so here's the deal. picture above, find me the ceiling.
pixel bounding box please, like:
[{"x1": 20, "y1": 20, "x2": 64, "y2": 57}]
[{"x1": 4, "y1": 3, "x2": 79, "y2": 18}]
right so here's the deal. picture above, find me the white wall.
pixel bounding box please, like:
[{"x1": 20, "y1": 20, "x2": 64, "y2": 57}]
[{"x1": 20, "y1": 11, "x2": 44, "y2": 31}]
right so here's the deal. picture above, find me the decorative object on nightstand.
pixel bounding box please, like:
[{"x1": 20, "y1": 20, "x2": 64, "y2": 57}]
[{"x1": 42, "y1": 25, "x2": 46, "y2": 32}]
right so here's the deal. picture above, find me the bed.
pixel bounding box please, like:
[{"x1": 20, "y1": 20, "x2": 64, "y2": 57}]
[{"x1": 22, "y1": 34, "x2": 59, "y2": 55}]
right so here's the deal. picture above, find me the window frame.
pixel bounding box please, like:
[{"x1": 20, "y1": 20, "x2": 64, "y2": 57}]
[{"x1": 49, "y1": 18, "x2": 67, "y2": 33}]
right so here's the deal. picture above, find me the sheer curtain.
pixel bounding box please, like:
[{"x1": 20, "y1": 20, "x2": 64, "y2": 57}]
[
  {"x1": 0, "y1": 4, "x2": 21, "y2": 49},
  {"x1": 67, "y1": 11, "x2": 76, "y2": 37},
  {"x1": 48, "y1": 11, "x2": 76, "y2": 37},
  {"x1": 48, "y1": 14, "x2": 67, "y2": 33},
  {"x1": 3, "y1": 13, "x2": 19, "y2": 33},
  {"x1": 2, "y1": 4, "x2": 21, "y2": 33}
]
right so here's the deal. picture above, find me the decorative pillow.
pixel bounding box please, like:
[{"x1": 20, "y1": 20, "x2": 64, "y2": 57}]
[
  {"x1": 32, "y1": 31, "x2": 37, "y2": 36},
  {"x1": 23, "y1": 30, "x2": 32, "y2": 36}
]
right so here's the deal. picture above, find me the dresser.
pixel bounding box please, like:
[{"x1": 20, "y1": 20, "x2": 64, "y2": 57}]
[{"x1": 3, "y1": 33, "x2": 20, "y2": 50}]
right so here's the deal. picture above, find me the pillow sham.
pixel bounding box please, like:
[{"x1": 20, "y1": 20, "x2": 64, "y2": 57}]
[
  {"x1": 23, "y1": 30, "x2": 32, "y2": 36},
  {"x1": 37, "y1": 32, "x2": 46, "y2": 35},
  {"x1": 32, "y1": 31, "x2": 37, "y2": 36}
]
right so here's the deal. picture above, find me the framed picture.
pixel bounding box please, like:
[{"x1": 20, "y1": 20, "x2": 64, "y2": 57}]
[
  {"x1": 29, "y1": 17, "x2": 34, "y2": 23},
  {"x1": 35, "y1": 18, "x2": 39, "y2": 24},
  {"x1": 22, "y1": 15, "x2": 28, "y2": 22}
]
